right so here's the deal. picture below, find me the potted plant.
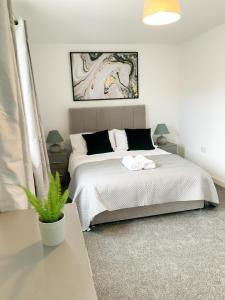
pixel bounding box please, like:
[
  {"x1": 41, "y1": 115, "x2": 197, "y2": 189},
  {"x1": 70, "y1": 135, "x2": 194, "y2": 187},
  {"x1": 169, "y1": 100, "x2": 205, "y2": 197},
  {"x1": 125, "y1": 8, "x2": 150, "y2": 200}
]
[{"x1": 20, "y1": 172, "x2": 69, "y2": 246}]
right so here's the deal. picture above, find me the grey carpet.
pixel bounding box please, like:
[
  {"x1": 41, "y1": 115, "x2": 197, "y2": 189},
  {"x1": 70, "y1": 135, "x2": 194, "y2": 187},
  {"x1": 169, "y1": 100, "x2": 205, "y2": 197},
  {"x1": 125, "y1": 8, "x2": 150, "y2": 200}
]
[{"x1": 84, "y1": 186, "x2": 225, "y2": 300}]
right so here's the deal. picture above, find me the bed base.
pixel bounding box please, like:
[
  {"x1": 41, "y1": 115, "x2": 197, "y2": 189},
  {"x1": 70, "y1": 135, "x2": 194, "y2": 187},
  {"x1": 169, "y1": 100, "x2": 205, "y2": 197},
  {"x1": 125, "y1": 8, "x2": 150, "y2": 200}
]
[{"x1": 91, "y1": 200, "x2": 204, "y2": 225}]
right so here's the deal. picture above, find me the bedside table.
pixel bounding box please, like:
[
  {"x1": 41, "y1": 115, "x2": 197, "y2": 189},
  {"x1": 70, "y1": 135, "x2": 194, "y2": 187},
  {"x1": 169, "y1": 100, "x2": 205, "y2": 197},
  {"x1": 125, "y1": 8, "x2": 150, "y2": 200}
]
[
  {"x1": 48, "y1": 149, "x2": 70, "y2": 186},
  {"x1": 157, "y1": 142, "x2": 177, "y2": 154}
]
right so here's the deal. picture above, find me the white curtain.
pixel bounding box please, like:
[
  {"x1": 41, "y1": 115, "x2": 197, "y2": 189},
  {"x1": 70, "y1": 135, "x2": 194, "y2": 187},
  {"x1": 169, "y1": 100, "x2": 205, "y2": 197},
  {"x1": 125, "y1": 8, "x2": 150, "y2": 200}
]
[
  {"x1": 15, "y1": 19, "x2": 50, "y2": 200},
  {"x1": 0, "y1": 0, "x2": 34, "y2": 211},
  {"x1": 0, "y1": 0, "x2": 49, "y2": 211}
]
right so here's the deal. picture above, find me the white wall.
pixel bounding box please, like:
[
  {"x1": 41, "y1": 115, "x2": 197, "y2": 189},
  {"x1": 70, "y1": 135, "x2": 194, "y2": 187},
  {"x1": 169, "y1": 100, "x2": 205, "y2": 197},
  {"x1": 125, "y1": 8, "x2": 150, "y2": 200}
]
[
  {"x1": 30, "y1": 44, "x2": 180, "y2": 145},
  {"x1": 30, "y1": 29, "x2": 225, "y2": 184},
  {"x1": 180, "y1": 23, "x2": 225, "y2": 185}
]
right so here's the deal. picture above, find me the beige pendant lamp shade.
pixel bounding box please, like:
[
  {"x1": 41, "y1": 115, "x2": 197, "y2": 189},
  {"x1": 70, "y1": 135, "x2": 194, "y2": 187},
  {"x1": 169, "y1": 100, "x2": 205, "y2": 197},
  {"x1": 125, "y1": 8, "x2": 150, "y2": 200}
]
[{"x1": 143, "y1": 0, "x2": 181, "y2": 26}]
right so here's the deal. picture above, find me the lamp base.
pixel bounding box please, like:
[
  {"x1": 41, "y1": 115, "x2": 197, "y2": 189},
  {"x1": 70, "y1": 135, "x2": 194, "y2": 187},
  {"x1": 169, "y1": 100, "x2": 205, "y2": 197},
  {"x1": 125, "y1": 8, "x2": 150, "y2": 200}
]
[
  {"x1": 157, "y1": 136, "x2": 167, "y2": 145},
  {"x1": 49, "y1": 144, "x2": 62, "y2": 153}
]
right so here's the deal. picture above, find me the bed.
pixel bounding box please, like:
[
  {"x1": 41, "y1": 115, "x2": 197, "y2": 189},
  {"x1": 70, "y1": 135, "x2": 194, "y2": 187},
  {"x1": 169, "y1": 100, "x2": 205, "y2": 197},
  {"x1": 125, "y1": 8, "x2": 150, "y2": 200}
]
[{"x1": 68, "y1": 105, "x2": 219, "y2": 231}]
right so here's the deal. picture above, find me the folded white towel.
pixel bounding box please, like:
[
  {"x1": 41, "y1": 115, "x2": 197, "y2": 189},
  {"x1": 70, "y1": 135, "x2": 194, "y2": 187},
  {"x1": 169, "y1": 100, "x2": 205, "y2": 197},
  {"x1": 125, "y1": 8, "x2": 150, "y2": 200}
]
[
  {"x1": 122, "y1": 156, "x2": 143, "y2": 171},
  {"x1": 134, "y1": 155, "x2": 156, "y2": 170},
  {"x1": 122, "y1": 155, "x2": 156, "y2": 171}
]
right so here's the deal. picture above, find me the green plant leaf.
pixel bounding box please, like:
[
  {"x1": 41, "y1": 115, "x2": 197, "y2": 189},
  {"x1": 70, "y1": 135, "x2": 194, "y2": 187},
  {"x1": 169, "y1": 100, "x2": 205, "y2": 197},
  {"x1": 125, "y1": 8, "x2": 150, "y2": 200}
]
[
  {"x1": 19, "y1": 186, "x2": 47, "y2": 221},
  {"x1": 57, "y1": 189, "x2": 69, "y2": 214},
  {"x1": 20, "y1": 172, "x2": 68, "y2": 223}
]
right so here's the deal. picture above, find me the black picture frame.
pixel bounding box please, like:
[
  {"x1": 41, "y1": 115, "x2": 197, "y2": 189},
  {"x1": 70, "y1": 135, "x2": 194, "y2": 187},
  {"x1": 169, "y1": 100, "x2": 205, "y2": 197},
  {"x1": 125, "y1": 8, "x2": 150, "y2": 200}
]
[{"x1": 69, "y1": 52, "x2": 139, "y2": 101}]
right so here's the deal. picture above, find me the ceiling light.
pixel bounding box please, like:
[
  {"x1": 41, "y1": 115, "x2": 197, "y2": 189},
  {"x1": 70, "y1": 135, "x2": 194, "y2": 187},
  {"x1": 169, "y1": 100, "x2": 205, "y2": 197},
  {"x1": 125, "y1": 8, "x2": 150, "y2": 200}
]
[{"x1": 143, "y1": 0, "x2": 181, "y2": 26}]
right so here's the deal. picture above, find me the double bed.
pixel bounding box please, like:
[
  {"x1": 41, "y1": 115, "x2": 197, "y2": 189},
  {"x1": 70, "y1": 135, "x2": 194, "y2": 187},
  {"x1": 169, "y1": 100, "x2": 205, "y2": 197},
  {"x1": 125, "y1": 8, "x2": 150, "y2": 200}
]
[{"x1": 68, "y1": 105, "x2": 219, "y2": 231}]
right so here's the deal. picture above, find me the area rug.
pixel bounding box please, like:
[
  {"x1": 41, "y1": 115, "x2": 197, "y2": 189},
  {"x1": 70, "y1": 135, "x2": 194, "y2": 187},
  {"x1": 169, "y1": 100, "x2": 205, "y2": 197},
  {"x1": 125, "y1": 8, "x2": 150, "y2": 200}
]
[{"x1": 84, "y1": 186, "x2": 225, "y2": 300}]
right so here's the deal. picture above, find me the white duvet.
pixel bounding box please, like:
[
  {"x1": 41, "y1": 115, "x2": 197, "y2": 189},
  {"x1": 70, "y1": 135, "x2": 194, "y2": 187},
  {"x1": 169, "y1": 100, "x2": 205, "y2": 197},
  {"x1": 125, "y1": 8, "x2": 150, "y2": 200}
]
[
  {"x1": 68, "y1": 148, "x2": 169, "y2": 175},
  {"x1": 68, "y1": 149, "x2": 219, "y2": 231}
]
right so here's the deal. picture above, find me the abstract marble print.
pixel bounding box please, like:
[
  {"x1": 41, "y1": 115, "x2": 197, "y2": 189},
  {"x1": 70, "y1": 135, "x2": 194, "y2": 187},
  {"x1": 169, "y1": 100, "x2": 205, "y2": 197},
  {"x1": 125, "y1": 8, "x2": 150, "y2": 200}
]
[{"x1": 70, "y1": 52, "x2": 139, "y2": 101}]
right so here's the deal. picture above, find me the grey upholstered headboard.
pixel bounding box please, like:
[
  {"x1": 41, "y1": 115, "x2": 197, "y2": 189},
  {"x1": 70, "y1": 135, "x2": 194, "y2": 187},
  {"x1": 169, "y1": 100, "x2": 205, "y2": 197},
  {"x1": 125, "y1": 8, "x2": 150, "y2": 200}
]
[{"x1": 69, "y1": 105, "x2": 146, "y2": 134}]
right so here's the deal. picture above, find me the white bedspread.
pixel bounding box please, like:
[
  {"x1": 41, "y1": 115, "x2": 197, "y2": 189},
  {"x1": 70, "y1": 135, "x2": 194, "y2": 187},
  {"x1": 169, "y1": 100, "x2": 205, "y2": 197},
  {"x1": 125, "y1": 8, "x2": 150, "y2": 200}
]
[
  {"x1": 68, "y1": 148, "x2": 169, "y2": 175},
  {"x1": 68, "y1": 150, "x2": 219, "y2": 231}
]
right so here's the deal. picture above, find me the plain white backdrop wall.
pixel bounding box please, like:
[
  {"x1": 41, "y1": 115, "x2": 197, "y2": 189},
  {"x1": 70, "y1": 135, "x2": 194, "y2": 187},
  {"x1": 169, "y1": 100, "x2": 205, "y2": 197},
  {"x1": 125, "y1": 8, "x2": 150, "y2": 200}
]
[
  {"x1": 30, "y1": 28, "x2": 225, "y2": 184},
  {"x1": 180, "y1": 23, "x2": 225, "y2": 185},
  {"x1": 30, "y1": 44, "x2": 180, "y2": 145}
]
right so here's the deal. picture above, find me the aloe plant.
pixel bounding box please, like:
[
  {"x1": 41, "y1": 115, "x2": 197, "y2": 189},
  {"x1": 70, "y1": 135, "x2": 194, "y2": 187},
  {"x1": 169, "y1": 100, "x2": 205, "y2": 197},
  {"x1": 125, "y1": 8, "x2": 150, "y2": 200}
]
[{"x1": 20, "y1": 172, "x2": 69, "y2": 223}]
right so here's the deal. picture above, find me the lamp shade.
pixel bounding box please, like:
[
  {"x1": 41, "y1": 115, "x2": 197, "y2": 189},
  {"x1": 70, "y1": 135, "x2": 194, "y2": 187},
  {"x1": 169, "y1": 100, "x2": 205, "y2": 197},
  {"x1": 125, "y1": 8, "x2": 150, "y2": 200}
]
[
  {"x1": 46, "y1": 130, "x2": 63, "y2": 144},
  {"x1": 154, "y1": 124, "x2": 170, "y2": 135},
  {"x1": 143, "y1": 0, "x2": 181, "y2": 26}
]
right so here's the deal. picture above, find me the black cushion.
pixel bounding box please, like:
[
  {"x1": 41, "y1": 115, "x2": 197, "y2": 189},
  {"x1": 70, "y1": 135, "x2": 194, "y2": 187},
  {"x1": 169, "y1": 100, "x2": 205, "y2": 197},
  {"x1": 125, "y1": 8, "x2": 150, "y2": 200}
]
[
  {"x1": 125, "y1": 128, "x2": 155, "y2": 151},
  {"x1": 82, "y1": 130, "x2": 113, "y2": 155}
]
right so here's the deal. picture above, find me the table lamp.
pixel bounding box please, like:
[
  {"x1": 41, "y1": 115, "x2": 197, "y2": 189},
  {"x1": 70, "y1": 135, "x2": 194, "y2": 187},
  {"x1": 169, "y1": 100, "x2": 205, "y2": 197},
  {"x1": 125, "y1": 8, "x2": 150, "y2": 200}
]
[
  {"x1": 154, "y1": 124, "x2": 170, "y2": 145},
  {"x1": 46, "y1": 130, "x2": 63, "y2": 153}
]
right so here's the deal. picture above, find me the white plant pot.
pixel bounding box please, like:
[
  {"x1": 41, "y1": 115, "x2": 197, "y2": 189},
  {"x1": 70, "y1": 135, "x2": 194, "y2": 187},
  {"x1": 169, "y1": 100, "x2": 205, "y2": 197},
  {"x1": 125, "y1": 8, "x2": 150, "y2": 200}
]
[{"x1": 39, "y1": 214, "x2": 65, "y2": 246}]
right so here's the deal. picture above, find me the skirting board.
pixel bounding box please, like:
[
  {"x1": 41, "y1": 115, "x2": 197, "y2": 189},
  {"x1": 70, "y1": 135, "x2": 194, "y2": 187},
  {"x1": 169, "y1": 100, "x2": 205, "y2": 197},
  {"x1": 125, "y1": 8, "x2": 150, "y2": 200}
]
[{"x1": 213, "y1": 177, "x2": 225, "y2": 188}]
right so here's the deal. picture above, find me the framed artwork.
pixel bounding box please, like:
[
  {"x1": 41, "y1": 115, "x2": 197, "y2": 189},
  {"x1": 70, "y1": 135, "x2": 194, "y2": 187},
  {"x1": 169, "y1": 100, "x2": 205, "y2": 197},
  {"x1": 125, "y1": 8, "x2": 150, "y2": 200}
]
[{"x1": 69, "y1": 52, "x2": 139, "y2": 101}]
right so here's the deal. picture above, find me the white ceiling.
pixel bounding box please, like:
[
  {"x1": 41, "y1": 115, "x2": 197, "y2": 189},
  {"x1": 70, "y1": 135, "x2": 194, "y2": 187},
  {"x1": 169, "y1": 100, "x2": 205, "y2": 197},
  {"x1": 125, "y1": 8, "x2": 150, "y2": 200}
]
[{"x1": 13, "y1": 0, "x2": 225, "y2": 44}]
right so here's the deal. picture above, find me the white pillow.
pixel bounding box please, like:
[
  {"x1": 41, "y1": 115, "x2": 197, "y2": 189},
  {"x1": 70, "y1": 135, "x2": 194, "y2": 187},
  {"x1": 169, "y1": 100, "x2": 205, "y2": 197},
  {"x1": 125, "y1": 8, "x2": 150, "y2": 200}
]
[
  {"x1": 114, "y1": 129, "x2": 156, "y2": 151},
  {"x1": 70, "y1": 130, "x2": 116, "y2": 154},
  {"x1": 108, "y1": 130, "x2": 116, "y2": 150},
  {"x1": 70, "y1": 133, "x2": 88, "y2": 154},
  {"x1": 114, "y1": 129, "x2": 128, "y2": 151}
]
